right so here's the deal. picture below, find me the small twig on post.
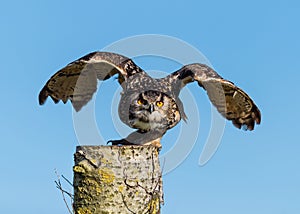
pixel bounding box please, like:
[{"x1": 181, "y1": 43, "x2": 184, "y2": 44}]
[
  {"x1": 55, "y1": 170, "x2": 74, "y2": 214},
  {"x1": 62, "y1": 174, "x2": 74, "y2": 187}
]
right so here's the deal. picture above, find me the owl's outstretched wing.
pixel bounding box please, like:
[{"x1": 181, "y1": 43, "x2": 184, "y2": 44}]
[
  {"x1": 168, "y1": 63, "x2": 261, "y2": 130},
  {"x1": 39, "y1": 52, "x2": 144, "y2": 111}
]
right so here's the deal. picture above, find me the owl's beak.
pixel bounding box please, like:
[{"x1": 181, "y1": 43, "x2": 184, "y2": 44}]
[{"x1": 149, "y1": 104, "x2": 154, "y2": 113}]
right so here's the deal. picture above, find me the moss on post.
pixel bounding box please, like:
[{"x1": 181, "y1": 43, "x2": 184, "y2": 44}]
[{"x1": 73, "y1": 145, "x2": 163, "y2": 214}]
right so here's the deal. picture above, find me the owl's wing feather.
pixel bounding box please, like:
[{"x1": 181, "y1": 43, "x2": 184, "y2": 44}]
[
  {"x1": 39, "y1": 52, "x2": 144, "y2": 111},
  {"x1": 169, "y1": 63, "x2": 261, "y2": 131}
]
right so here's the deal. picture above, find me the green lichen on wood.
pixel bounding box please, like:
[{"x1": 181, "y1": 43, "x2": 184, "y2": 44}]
[{"x1": 73, "y1": 145, "x2": 163, "y2": 214}]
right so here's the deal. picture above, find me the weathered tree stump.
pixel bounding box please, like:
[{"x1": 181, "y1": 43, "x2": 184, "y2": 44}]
[{"x1": 73, "y1": 145, "x2": 163, "y2": 214}]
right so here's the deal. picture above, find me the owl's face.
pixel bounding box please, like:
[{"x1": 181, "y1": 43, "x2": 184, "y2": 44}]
[{"x1": 127, "y1": 90, "x2": 181, "y2": 131}]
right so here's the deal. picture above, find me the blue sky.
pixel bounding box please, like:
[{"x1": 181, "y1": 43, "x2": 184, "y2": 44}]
[{"x1": 1, "y1": 0, "x2": 300, "y2": 213}]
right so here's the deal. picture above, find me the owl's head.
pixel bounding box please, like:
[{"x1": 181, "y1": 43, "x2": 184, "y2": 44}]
[{"x1": 127, "y1": 90, "x2": 181, "y2": 131}]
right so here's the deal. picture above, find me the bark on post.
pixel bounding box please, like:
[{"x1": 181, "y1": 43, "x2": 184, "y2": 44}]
[{"x1": 73, "y1": 145, "x2": 164, "y2": 214}]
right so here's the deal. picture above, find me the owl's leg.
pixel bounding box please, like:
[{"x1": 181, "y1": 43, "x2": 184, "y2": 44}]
[{"x1": 107, "y1": 129, "x2": 166, "y2": 148}]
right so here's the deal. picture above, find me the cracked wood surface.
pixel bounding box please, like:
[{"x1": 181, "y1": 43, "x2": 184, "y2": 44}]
[{"x1": 73, "y1": 145, "x2": 163, "y2": 214}]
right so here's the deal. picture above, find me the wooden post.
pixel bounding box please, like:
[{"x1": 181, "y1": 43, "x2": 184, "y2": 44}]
[{"x1": 73, "y1": 145, "x2": 164, "y2": 214}]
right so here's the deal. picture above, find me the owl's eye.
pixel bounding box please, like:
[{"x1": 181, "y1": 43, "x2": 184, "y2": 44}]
[
  {"x1": 137, "y1": 99, "x2": 144, "y2": 105},
  {"x1": 156, "y1": 101, "x2": 164, "y2": 107}
]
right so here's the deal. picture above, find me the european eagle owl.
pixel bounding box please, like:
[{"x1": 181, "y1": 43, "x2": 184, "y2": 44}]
[{"x1": 39, "y1": 52, "x2": 261, "y2": 147}]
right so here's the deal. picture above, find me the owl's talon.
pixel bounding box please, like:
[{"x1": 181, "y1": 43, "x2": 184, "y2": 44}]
[{"x1": 106, "y1": 140, "x2": 113, "y2": 145}]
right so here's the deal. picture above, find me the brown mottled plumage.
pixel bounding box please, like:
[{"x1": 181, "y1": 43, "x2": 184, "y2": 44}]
[{"x1": 39, "y1": 52, "x2": 261, "y2": 146}]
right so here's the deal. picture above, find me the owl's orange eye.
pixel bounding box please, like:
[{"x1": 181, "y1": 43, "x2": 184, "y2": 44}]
[
  {"x1": 137, "y1": 99, "x2": 144, "y2": 105},
  {"x1": 156, "y1": 101, "x2": 164, "y2": 107}
]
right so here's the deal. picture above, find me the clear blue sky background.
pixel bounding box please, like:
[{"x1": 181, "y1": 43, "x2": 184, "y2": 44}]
[{"x1": 1, "y1": 0, "x2": 300, "y2": 213}]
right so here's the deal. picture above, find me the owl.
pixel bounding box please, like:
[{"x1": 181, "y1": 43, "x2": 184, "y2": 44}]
[{"x1": 39, "y1": 52, "x2": 261, "y2": 147}]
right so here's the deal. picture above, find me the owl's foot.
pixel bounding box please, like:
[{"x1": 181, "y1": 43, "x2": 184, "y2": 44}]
[
  {"x1": 107, "y1": 139, "x2": 133, "y2": 146},
  {"x1": 144, "y1": 139, "x2": 162, "y2": 149}
]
